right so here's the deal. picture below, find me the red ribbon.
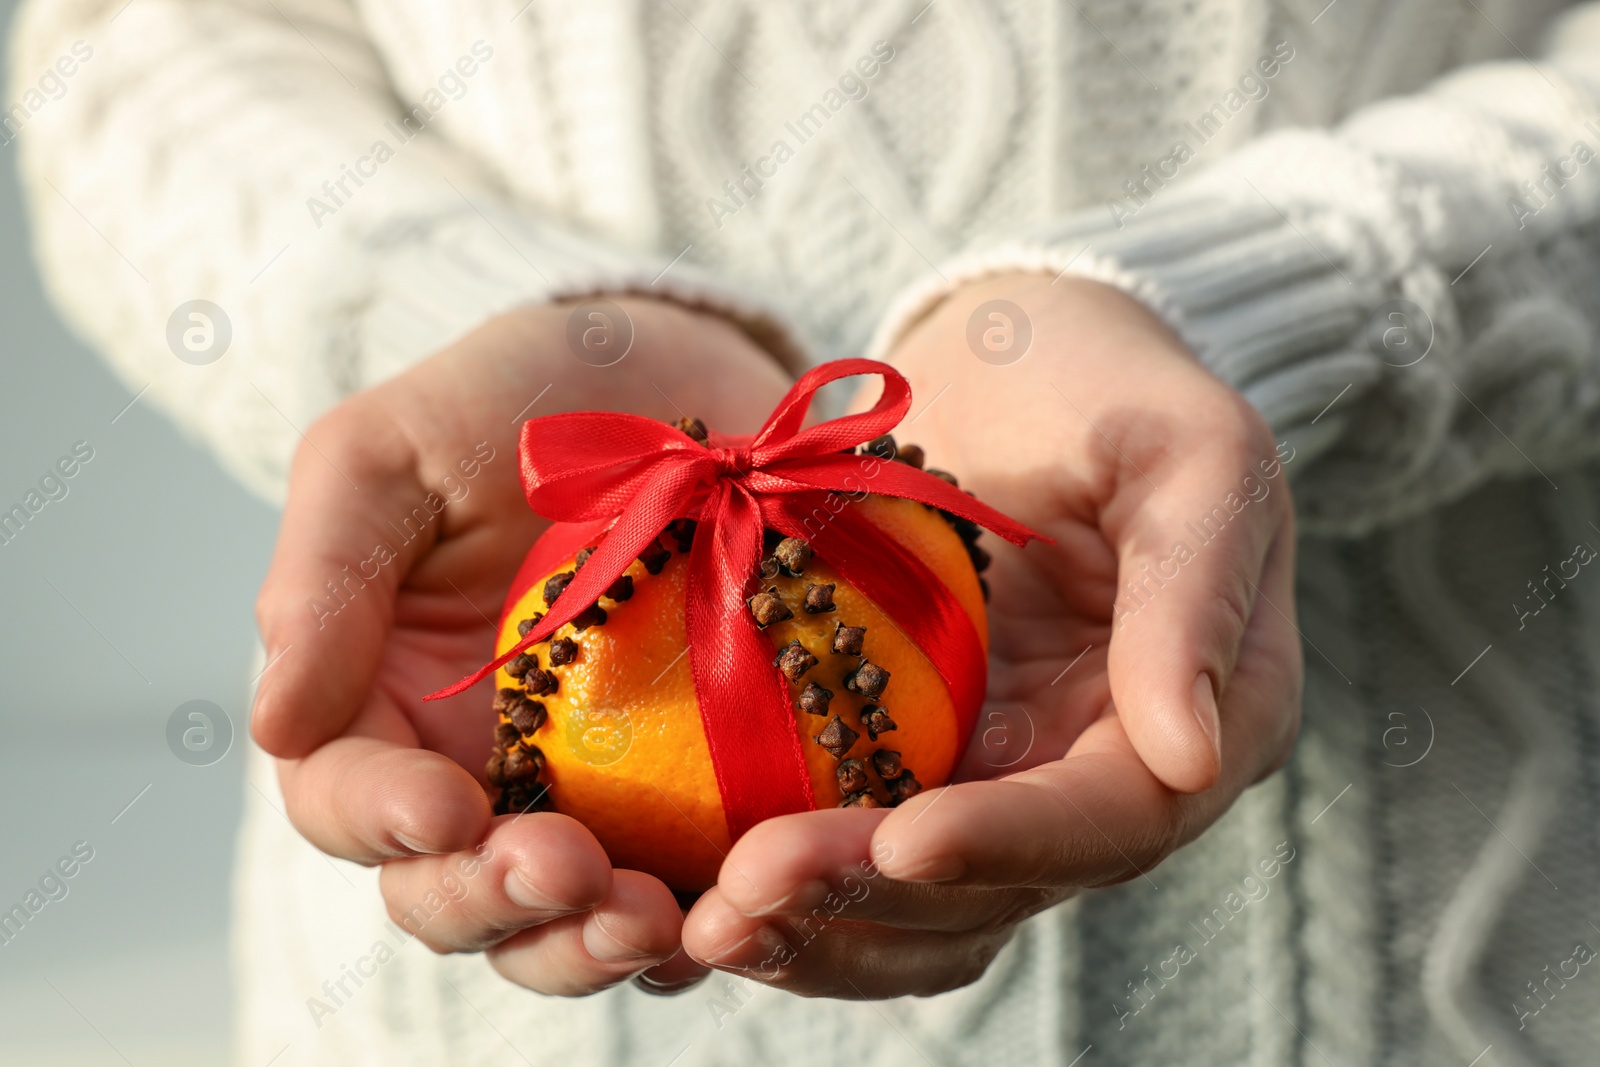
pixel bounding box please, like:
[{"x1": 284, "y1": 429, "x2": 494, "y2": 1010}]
[{"x1": 428, "y1": 359, "x2": 1044, "y2": 839}]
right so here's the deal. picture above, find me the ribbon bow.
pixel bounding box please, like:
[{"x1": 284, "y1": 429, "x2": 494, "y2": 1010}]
[{"x1": 431, "y1": 358, "x2": 1043, "y2": 839}]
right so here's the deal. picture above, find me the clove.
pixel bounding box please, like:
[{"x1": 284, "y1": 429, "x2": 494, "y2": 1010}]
[
  {"x1": 666, "y1": 519, "x2": 697, "y2": 553},
  {"x1": 773, "y1": 640, "x2": 818, "y2": 681},
  {"x1": 522, "y1": 666, "x2": 558, "y2": 696},
  {"x1": 638, "y1": 539, "x2": 671, "y2": 575},
  {"x1": 502, "y1": 744, "x2": 545, "y2": 783},
  {"x1": 748, "y1": 588, "x2": 793, "y2": 628},
  {"x1": 773, "y1": 537, "x2": 813, "y2": 576},
  {"x1": 485, "y1": 750, "x2": 508, "y2": 788},
  {"x1": 871, "y1": 749, "x2": 903, "y2": 780},
  {"x1": 570, "y1": 603, "x2": 607, "y2": 631},
  {"x1": 836, "y1": 758, "x2": 869, "y2": 793},
  {"x1": 832, "y1": 623, "x2": 866, "y2": 657},
  {"x1": 548, "y1": 637, "x2": 579, "y2": 666},
  {"x1": 861, "y1": 705, "x2": 897, "y2": 741},
  {"x1": 796, "y1": 682, "x2": 833, "y2": 716},
  {"x1": 803, "y1": 583, "x2": 836, "y2": 614},
  {"x1": 544, "y1": 571, "x2": 575, "y2": 605},
  {"x1": 676, "y1": 416, "x2": 709, "y2": 445},
  {"x1": 886, "y1": 774, "x2": 922, "y2": 806},
  {"x1": 813, "y1": 715, "x2": 860, "y2": 759},
  {"x1": 844, "y1": 659, "x2": 890, "y2": 700},
  {"x1": 509, "y1": 699, "x2": 547, "y2": 736},
  {"x1": 496, "y1": 781, "x2": 551, "y2": 816}
]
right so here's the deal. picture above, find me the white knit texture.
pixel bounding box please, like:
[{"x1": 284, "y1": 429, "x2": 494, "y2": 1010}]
[
  {"x1": 12, "y1": 0, "x2": 1600, "y2": 527},
  {"x1": 9, "y1": 1, "x2": 1600, "y2": 1064}
]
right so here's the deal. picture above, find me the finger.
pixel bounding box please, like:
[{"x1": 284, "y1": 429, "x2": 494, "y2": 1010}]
[
  {"x1": 378, "y1": 814, "x2": 612, "y2": 952},
  {"x1": 252, "y1": 403, "x2": 433, "y2": 758},
  {"x1": 277, "y1": 732, "x2": 490, "y2": 864},
  {"x1": 873, "y1": 637, "x2": 1297, "y2": 894},
  {"x1": 683, "y1": 887, "x2": 1010, "y2": 999},
  {"x1": 1103, "y1": 395, "x2": 1286, "y2": 793},
  {"x1": 716, "y1": 808, "x2": 888, "y2": 916},
  {"x1": 633, "y1": 949, "x2": 712, "y2": 996},
  {"x1": 486, "y1": 870, "x2": 683, "y2": 996},
  {"x1": 1229, "y1": 520, "x2": 1303, "y2": 785},
  {"x1": 714, "y1": 808, "x2": 1064, "y2": 932}
]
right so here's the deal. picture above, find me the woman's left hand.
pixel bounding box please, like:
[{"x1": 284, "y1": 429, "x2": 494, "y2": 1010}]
[{"x1": 671, "y1": 273, "x2": 1304, "y2": 997}]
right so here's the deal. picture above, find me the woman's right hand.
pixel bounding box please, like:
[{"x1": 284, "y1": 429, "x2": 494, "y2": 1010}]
[{"x1": 249, "y1": 297, "x2": 792, "y2": 995}]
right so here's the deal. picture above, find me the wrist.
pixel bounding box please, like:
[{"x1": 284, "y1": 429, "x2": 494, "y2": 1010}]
[
  {"x1": 888, "y1": 271, "x2": 1188, "y2": 381},
  {"x1": 554, "y1": 291, "x2": 807, "y2": 380}
]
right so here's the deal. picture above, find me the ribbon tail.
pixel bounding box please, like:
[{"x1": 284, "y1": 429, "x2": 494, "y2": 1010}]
[
  {"x1": 688, "y1": 482, "x2": 816, "y2": 839},
  {"x1": 426, "y1": 467, "x2": 705, "y2": 702},
  {"x1": 770, "y1": 458, "x2": 1047, "y2": 548},
  {"x1": 427, "y1": 652, "x2": 518, "y2": 702}
]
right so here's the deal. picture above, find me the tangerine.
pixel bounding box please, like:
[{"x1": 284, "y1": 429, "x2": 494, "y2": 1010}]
[{"x1": 484, "y1": 454, "x2": 989, "y2": 892}]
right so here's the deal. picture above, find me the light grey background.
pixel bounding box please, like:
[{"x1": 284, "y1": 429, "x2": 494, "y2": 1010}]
[{"x1": 0, "y1": 1, "x2": 277, "y2": 1061}]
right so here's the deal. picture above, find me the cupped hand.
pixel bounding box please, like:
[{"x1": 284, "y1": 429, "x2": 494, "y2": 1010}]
[
  {"x1": 250, "y1": 297, "x2": 791, "y2": 996},
  {"x1": 680, "y1": 274, "x2": 1304, "y2": 997}
]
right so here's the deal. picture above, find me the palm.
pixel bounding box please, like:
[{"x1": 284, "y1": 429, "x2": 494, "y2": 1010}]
[
  {"x1": 956, "y1": 513, "x2": 1115, "y2": 782},
  {"x1": 368, "y1": 503, "x2": 546, "y2": 781}
]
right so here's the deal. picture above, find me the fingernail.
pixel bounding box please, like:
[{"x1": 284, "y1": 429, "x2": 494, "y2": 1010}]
[
  {"x1": 702, "y1": 925, "x2": 789, "y2": 968},
  {"x1": 391, "y1": 831, "x2": 435, "y2": 856},
  {"x1": 503, "y1": 868, "x2": 574, "y2": 912},
  {"x1": 1192, "y1": 673, "x2": 1222, "y2": 762},
  {"x1": 745, "y1": 879, "x2": 828, "y2": 917},
  {"x1": 582, "y1": 913, "x2": 658, "y2": 963},
  {"x1": 634, "y1": 972, "x2": 706, "y2": 996}
]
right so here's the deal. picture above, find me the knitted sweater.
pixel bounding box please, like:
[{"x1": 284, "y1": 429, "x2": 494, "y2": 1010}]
[{"x1": 10, "y1": 0, "x2": 1600, "y2": 1064}]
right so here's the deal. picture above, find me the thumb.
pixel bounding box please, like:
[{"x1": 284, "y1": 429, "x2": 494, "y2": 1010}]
[
  {"x1": 252, "y1": 410, "x2": 432, "y2": 758},
  {"x1": 1103, "y1": 435, "x2": 1289, "y2": 793}
]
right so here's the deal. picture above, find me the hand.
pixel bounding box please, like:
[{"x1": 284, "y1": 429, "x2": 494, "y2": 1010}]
[
  {"x1": 678, "y1": 274, "x2": 1303, "y2": 997},
  {"x1": 250, "y1": 297, "x2": 792, "y2": 996}
]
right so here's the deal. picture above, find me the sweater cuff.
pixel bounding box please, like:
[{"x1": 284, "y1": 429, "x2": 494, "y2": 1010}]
[
  {"x1": 358, "y1": 205, "x2": 811, "y2": 390},
  {"x1": 867, "y1": 140, "x2": 1466, "y2": 535}
]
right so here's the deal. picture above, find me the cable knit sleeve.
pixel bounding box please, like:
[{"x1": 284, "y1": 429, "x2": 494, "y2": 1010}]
[
  {"x1": 7, "y1": 0, "x2": 800, "y2": 502},
  {"x1": 868, "y1": 5, "x2": 1600, "y2": 536}
]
